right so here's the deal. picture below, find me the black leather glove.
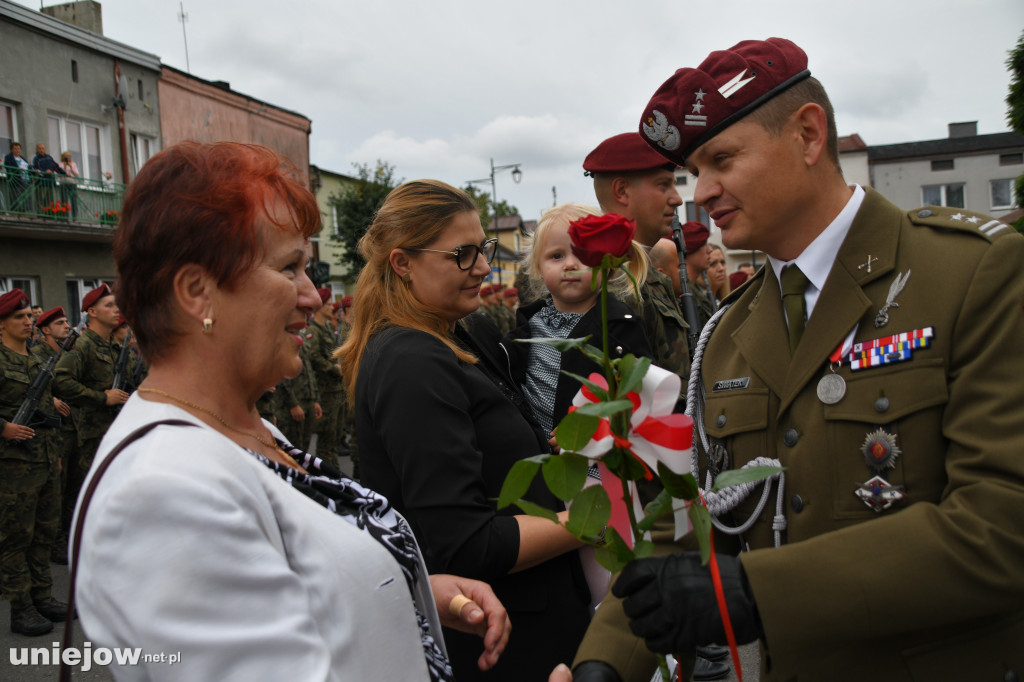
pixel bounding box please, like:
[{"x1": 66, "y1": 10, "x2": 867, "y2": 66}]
[
  {"x1": 571, "y1": 661, "x2": 623, "y2": 681},
  {"x1": 612, "y1": 551, "x2": 763, "y2": 654}
]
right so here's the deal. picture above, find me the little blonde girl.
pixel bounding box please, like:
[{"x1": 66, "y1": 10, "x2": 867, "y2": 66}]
[{"x1": 500, "y1": 203, "x2": 652, "y2": 611}]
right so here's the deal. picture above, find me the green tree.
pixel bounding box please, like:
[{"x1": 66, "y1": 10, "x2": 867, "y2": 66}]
[
  {"x1": 462, "y1": 184, "x2": 519, "y2": 227},
  {"x1": 329, "y1": 161, "x2": 401, "y2": 273},
  {"x1": 1006, "y1": 30, "x2": 1024, "y2": 232}
]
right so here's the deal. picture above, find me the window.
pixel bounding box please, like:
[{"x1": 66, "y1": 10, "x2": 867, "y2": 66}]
[
  {"x1": 1, "y1": 100, "x2": 18, "y2": 156},
  {"x1": 930, "y1": 159, "x2": 954, "y2": 171},
  {"x1": 1, "y1": 277, "x2": 39, "y2": 305},
  {"x1": 685, "y1": 201, "x2": 711, "y2": 226},
  {"x1": 129, "y1": 133, "x2": 158, "y2": 177},
  {"x1": 991, "y1": 179, "x2": 1015, "y2": 210},
  {"x1": 48, "y1": 114, "x2": 111, "y2": 181},
  {"x1": 332, "y1": 203, "x2": 341, "y2": 236},
  {"x1": 137, "y1": 79, "x2": 144, "y2": 101},
  {"x1": 675, "y1": 175, "x2": 688, "y2": 186},
  {"x1": 71, "y1": 60, "x2": 79, "y2": 83},
  {"x1": 1000, "y1": 153, "x2": 1023, "y2": 166},
  {"x1": 922, "y1": 183, "x2": 965, "y2": 208}
]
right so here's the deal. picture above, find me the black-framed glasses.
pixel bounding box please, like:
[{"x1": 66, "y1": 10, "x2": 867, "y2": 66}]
[{"x1": 404, "y1": 237, "x2": 498, "y2": 271}]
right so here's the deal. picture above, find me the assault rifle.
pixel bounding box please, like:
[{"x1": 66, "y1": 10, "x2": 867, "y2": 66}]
[
  {"x1": 11, "y1": 328, "x2": 80, "y2": 451},
  {"x1": 112, "y1": 330, "x2": 134, "y2": 392},
  {"x1": 670, "y1": 211, "x2": 703, "y2": 362}
]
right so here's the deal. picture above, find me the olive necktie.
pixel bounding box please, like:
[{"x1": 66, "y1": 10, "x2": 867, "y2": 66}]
[{"x1": 781, "y1": 265, "x2": 810, "y2": 354}]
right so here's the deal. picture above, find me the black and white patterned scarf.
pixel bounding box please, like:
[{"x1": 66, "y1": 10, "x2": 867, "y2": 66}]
[
  {"x1": 523, "y1": 301, "x2": 584, "y2": 434},
  {"x1": 248, "y1": 442, "x2": 455, "y2": 682}
]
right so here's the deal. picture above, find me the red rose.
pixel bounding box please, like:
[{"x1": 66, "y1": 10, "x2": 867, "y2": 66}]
[{"x1": 567, "y1": 214, "x2": 636, "y2": 267}]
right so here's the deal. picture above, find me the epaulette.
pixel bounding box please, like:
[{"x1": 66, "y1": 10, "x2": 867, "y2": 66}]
[{"x1": 909, "y1": 206, "x2": 1015, "y2": 242}]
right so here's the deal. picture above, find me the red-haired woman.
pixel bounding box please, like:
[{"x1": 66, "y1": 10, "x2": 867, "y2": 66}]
[{"x1": 72, "y1": 142, "x2": 509, "y2": 680}]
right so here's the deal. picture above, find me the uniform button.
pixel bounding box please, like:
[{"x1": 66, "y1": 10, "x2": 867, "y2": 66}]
[
  {"x1": 874, "y1": 397, "x2": 890, "y2": 413},
  {"x1": 917, "y1": 209, "x2": 932, "y2": 218},
  {"x1": 716, "y1": 415, "x2": 727, "y2": 428},
  {"x1": 783, "y1": 428, "x2": 799, "y2": 447},
  {"x1": 790, "y1": 495, "x2": 804, "y2": 513},
  {"x1": 624, "y1": 314, "x2": 633, "y2": 319},
  {"x1": 615, "y1": 345, "x2": 624, "y2": 355},
  {"x1": 1004, "y1": 670, "x2": 1019, "y2": 682}
]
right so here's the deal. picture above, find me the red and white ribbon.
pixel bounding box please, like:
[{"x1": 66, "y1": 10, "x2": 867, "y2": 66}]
[{"x1": 571, "y1": 364, "x2": 694, "y2": 544}]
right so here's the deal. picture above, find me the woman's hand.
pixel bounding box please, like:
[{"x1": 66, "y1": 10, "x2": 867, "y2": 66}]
[{"x1": 429, "y1": 574, "x2": 511, "y2": 671}]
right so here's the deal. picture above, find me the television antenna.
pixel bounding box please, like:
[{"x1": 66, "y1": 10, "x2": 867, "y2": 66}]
[{"x1": 178, "y1": 2, "x2": 191, "y2": 73}]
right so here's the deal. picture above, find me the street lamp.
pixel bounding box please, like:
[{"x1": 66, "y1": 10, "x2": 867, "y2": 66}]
[{"x1": 467, "y1": 157, "x2": 522, "y2": 285}]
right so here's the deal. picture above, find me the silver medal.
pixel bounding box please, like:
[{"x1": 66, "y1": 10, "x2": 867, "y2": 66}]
[{"x1": 816, "y1": 372, "x2": 846, "y2": 404}]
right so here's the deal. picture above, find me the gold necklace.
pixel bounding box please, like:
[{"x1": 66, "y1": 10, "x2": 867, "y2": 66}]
[{"x1": 137, "y1": 388, "x2": 302, "y2": 470}]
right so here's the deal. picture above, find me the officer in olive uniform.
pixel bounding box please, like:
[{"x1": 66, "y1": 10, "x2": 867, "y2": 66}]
[
  {"x1": 573, "y1": 37, "x2": 1024, "y2": 682},
  {"x1": 30, "y1": 307, "x2": 74, "y2": 564},
  {"x1": 306, "y1": 289, "x2": 345, "y2": 467},
  {"x1": 53, "y1": 284, "x2": 129, "y2": 541},
  {"x1": 275, "y1": 332, "x2": 321, "y2": 452},
  {"x1": 583, "y1": 133, "x2": 692, "y2": 399},
  {"x1": 0, "y1": 290, "x2": 70, "y2": 636}
]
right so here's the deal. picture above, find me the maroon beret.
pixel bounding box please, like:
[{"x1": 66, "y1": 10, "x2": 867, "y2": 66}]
[
  {"x1": 583, "y1": 132, "x2": 677, "y2": 176},
  {"x1": 341, "y1": 295, "x2": 353, "y2": 308},
  {"x1": 82, "y1": 283, "x2": 112, "y2": 311},
  {"x1": 0, "y1": 288, "x2": 29, "y2": 318},
  {"x1": 503, "y1": 287, "x2": 518, "y2": 298},
  {"x1": 729, "y1": 271, "x2": 750, "y2": 290},
  {"x1": 331, "y1": 302, "x2": 343, "y2": 313},
  {"x1": 640, "y1": 38, "x2": 810, "y2": 165},
  {"x1": 317, "y1": 287, "x2": 331, "y2": 304},
  {"x1": 682, "y1": 221, "x2": 710, "y2": 254},
  {"x1": 113, "y1": 313, "x2": 128, "y2": 331},
  {"x1": 36, "y1": 306, "x2": 67, "y2": 328},
  {"x1": 480, "y1": 285, "x2": 494, "y2": 296}
]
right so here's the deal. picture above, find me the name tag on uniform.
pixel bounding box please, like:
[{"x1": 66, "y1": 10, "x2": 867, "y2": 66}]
[{"x1": 713, "y1": 377, "x2": 750, "y2": 392}]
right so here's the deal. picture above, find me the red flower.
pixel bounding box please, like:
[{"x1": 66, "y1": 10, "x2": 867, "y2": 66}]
[{"x1": 567, "y1": 213, "x2": 636, "y2": 267}]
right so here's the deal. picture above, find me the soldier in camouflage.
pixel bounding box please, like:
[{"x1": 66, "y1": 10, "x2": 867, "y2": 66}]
[
  {"x1": 306, "y1": 289, "x2": 345, "y2": 468},
  {"x1": 0, "y1": 290, "x2": 70, "y2": 636},
  {"x1": 584, "y1": 132, "x2": 692, "y2": 399},
  {"x1": 275, "y1": 332, "x2": 321, "y2": 452},
  {"x1": 334, "y1": 296, "x2": 359, "y2": 479},
  {"x1": 53, "y1": 284, "x2": 129, "y2": 544},
  {"x1": 30, "y1": 307, "x2": 75, "y2": 565}
]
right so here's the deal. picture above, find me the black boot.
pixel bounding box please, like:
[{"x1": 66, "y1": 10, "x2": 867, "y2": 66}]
[
  {"x1": 692, "y1": 655, "x2": 731, "y2": 681},
  {"x1": 33, "y1": 596, "x2": 73, "y2": 622},
  {"x1": 697, "y1": 644, "x2": 730, "y2": 662},
  {"x1": 11, "y1": 605, "x2": 54, "y2": 636}
]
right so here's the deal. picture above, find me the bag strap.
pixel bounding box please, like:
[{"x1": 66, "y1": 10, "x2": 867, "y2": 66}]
[{"x1": 60, "y1": 419, "x2": 195, "y2": 682}]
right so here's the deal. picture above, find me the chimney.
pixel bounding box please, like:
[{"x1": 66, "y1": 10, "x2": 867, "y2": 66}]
[
  {"x1": 948, "y1": 121, "x2": 978, "y2": 139},
  {"x1": 41, "y1": 1, "x2": 104, "y2": 35}
]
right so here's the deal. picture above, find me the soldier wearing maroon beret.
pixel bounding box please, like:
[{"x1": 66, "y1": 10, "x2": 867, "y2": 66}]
[
  {"x1": 54, "y1": 283, "x2": 129, "y2": 548},
  {"x1": 0, "y1": 289, "x2": 70, "y2": 635},
  {"x1": 572, "y1": 37, "x2": 1024, "y2": 682},
  {"x1": 583, "y1": 133, "x2": 692, "y2": 407}
]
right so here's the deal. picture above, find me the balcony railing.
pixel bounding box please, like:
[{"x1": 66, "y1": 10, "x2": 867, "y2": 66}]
[{"x1": 0, "y1": 168, "x2": 125, "y2": 227}]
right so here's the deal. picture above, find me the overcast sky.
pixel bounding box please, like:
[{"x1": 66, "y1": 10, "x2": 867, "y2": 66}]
[{"x1": 18, "y1": 0, "x2": 1024, "y2": 220}]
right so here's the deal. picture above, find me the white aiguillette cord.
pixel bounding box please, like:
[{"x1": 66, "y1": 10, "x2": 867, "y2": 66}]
[{"x1": 686, "y1": 304, "x2": 788, "y2": 548}]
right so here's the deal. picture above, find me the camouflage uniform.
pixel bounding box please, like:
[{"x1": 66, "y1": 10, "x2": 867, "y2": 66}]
[
  {"x1": 30, "y1": 341, "x2": 75, "y2": 555},
  {"x1": 53, "y1": 327, "x2": 118, "y2": 532},
  {"x1": 684, "y1": 277, "x2": 716, "y2": 333},
  {"x1": 275, "y1": 345, "x2": 320, "y2": 452},
  {"x1": 626, "y1": 267, "x2": 691, "y2": 400},
  {"x1": 306, "y1": 320, "x2": 345, "y2": 467},
  {"x1": 335, "y1": 320, "x2": 359, "y2": 479},
  {"x1": 0, "y1": 344, "x2": 61, "y2": 611},
  {"x1": 494, "y1": 303, "x2": 517, "y2": 336}
]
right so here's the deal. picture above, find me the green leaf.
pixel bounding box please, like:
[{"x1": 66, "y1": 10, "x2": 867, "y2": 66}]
[
  {"x1": 593, "y1": 527, "x2": 633, "y2": 573},
  {"x1": 555, "y1": 411, "x2": 599, "y2": 452},
  {"x1": 688, "y1": 504, "x2": 713, "y2": 565},
  {"x1": 711, "y1": 465, "x2": 786, "y2": 492},
  {"x1": 617, "y1": 355, "x2": 652, "y2": 398},
  {"x1": 558, "y1": 371, "x2": 609, "y2": 402},
  {"x1": 510, "y1": 498, "x2": 559, "y2": 522},
  {"x1": 636, "y1": 489, "x2": 674, "y2": 533},
  {"x1": 514, "y1": 336, "x2": 592, "y2": 353},
  {"x1": 633, "y1": 539, "x2": 655, "y2": 559},
  {"x1": 541, "y1": 453, "x2": 589, "y2": 502},
  {"x1": 657, "y1": 461, "x2": 700, "y2": 500},
  {"x1": 497, "y1": 457, "x2": 545, "y2": 509},
  {"x1": 565, "y1": 485, "x2": 612, "y2": 538},
  {"x1": 619, "y1": 448, "x2": 650, "y2": 480},
  {"x1": 581, "y1": 343, "x2": 607, "y2": 364},
  {"x1": 574, "y1": 399, "x2": 634, "y2": 419}
]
